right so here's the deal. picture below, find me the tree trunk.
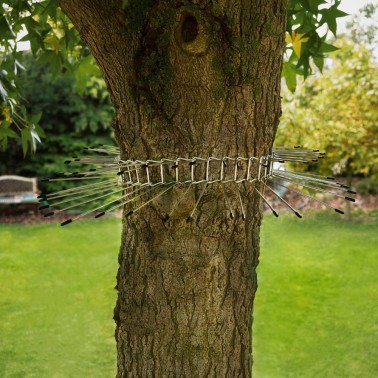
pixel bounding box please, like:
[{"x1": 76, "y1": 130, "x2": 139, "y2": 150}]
[{"x1": 57, "y1": 0, "x2": 288, "y2": 376}]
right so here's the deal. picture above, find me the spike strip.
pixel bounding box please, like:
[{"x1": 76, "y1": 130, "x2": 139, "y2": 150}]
[
  {"x1": 42, "y1": 178, "x2": 122, "y2": 201},
  {"x1": 261, "y1": 181, "x2": 302, "y2": 218},
  {"x1": 269, "y1": 178, "x2": 344, "y2": 214},
  {"x1": 163, "y1": 183, "x2": 193, "y2": 222},
  {"x1": 221, "y1": 183, "x2": 235, "y2": 219},
  {"x1": 109, "y1": 183, "x2": 175, "y2": 218},
  {"x1": 38, "y1": 145, "x2": 356, "y2": 225},
  {"x1": 52, "y1": 182, "x2": 165, "y2": 218},
  {"x1": 273, "y1": 170, "x2": 353, "y2": 191},
  {"x1": 272, "y1": 172, "x2": 356, "y2": 202},
  {"x1": 277, "y1": 169, "x2": 336, "y2": 181},
  {"x1": 44, "y1": 183, "x2": 124, "y2": 208},
  {"x1": 254, "y1": 187, "x2": 279, "y2": 217},
  {"x1": 60, "y1": 184, "x2": 163, "y2": 225},
  {"x1": 186, "y1": 183, "x2": 208, "y2": 222},
  {"x1": 235, "y1": 182, "x2": 246, "y2": 220}
]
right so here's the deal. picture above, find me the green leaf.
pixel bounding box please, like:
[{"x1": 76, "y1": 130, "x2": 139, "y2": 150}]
[
  {"x1": 298, "y1": 0, "x2": 326, "y2": 13},
  {"x1": 313, "y1": 55, "x2": 324, "y2": 72},
  {"x1": 6, "y1": 128, "x2": 18, "y2": 139},
  {"x1": 41, "y1": 0, "x2": 58, "y2": 20},
  {"x1": 0, "y1": 79, "x2": 8, "y2": 100},
  {"x1": 34, "y1": 123, "x2": 46, "y2": 138},
  {"x1": 320, "y1": 42, "x2": 339, "y2": 53},
  {"x1": 21, "y1": 128, "x2": 31, "y2": 157},
  {"x1": 30, "y1": 112, "x2": 42, "y2": 125},
  {"x1": 0, "y1": 14, "x2": 15, "y2": 40},
  {"x1": 29, "y1": 34, "x2": 45, "y2": 56},
  {"x1": 37, "y1": 51, "x2": 62, "y2": 76},
  {"x1": 282, "y1": 62, "x2": 297, "y2": 93},
  {"x1": 74, "y1": 55, "x2": 101, "y2": 94},
  {"x1": 30, "y1": 125, "x2": 41, "y2": 147},
  {"x1": 319, "y1": 4, "x2": 348, "y2": 36},
  {"x1": 0, "y1": 136, "x2": 7, "y2": 151},
  {"x1": 0, "y1": 121, "x2": 19, "y2": 140}
]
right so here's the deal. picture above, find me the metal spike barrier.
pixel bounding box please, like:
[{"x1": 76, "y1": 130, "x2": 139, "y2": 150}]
[{"x1": 37, "y1": 144, "x2": 356, "y2": 226}]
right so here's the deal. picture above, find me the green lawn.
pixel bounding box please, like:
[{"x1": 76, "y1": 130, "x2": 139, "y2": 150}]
[
  {"x1": 0, "y1": 219, "x2": 121, "y2": 377},
  {"x1": 0, "y1": 214, "x2": 377, "y2": 377},
  {"x1": 254, "y1": 213, "x2": 378, "y2": 378}
]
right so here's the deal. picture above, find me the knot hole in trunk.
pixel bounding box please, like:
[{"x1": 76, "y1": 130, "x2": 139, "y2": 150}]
[
  {"x1": 182, "y1": 15, "x2": 198, "y2": 42},
  {"x1": 175, "y1": 11, "x2": 208, "y2": 56}
]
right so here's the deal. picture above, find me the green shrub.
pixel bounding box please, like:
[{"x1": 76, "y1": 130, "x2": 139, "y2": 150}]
[{"x1": 356, "y1": 176, "x2": 378, "y2": 195}]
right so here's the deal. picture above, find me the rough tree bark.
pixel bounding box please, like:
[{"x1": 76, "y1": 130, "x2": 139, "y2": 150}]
[{"x1": 57, "y1": 0, "x2": 288, "y2": 376}]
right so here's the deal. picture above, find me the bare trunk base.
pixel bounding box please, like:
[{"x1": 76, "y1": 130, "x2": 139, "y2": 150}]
[{"x1": 114, "y1": 188, "x2": 262, "y2": 377}]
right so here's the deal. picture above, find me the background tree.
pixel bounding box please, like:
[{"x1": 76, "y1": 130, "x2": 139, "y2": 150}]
[
  {"x1": 277, "y1": 4, "x2": 378, "y2": 195},
  {"x1": 0, "y1": 54, "x2": 115, "y2": 197},
  {"x1": 0, "y1": 0, "x2": 347, "y2": 375}
]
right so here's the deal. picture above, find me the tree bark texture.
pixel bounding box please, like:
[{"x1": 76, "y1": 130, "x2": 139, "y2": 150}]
[{"x1": 57, "y1": 0, "x2": 288, "y2": 376}]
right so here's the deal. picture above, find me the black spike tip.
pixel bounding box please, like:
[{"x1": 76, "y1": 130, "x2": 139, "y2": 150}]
[
  {"x1": 345, "y1": 197, "x2": 356, "y2": 202},
  {"x1": 229, "y1": 212, "x2": 234, "y2": 219},
  {"x1": 163, "y1": 214, "x2": 170, "y2": 223},
  {"x1": 294, "y1": 211, "x2": 302, "y2": 219},
  {"x1": 126, "y1": 210, "x2": 134, "y2": 218},
  {"x1": 37, "y1": 194, "x2": 46, "y2": 199},
  {"x1": 171, "y1": 164, "x2": 178, "y2": 169},
  {"x1": 186, "y1": 216, "x2": 193, "y2": 223},
  {"x1": 242, "y1": 214, "x2": 246, "y2": 221},
  {"x1": 337, "y1": 182, "x2": 350, "y2": 188},
  {"x1": 95, "y1": 212, "x2": 106, "y2": 218},
  {"x1": 294, "y1": 145, "x2": 301, "y2": 148},
  {"x1": 347, "y1": 190, "x2": 357, "y2": 194},
  {"x1": 327, "y1": 176, "x2": 335, "y2": 180},
  {"x1": 335, "y1": 209, "x2": 345, "y2": 214},
  {"x1": 273, "y1": 210, "x2": 279, "y2": 218},
  {"x1": 64, "y1": 160, "x2": 71, "y2": 164},
  {"x1": 44, "y1": 212, "x2": 55, "y2": 217},
  {"x1": 38, "y1": 204, "x2": 50, "y2": 210},
  {"x1": 61, "y1": 219, "x2": 73, "y2": 226}
]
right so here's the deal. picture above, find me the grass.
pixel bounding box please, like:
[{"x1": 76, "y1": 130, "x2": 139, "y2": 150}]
[
  {"x1": 0, "y1": 214, "x2": 377, "y2": 377},
  {"x1": 0, "y1": 219, "x2": 121, "y2": 377},
  {"x1": 254, "y1": 212, "x2": 378, "y2": 377}
]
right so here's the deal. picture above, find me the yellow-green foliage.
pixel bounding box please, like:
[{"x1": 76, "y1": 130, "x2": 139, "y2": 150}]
[{"x1": 277, "y1": 38, "x2": 378, "y2": 177}]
